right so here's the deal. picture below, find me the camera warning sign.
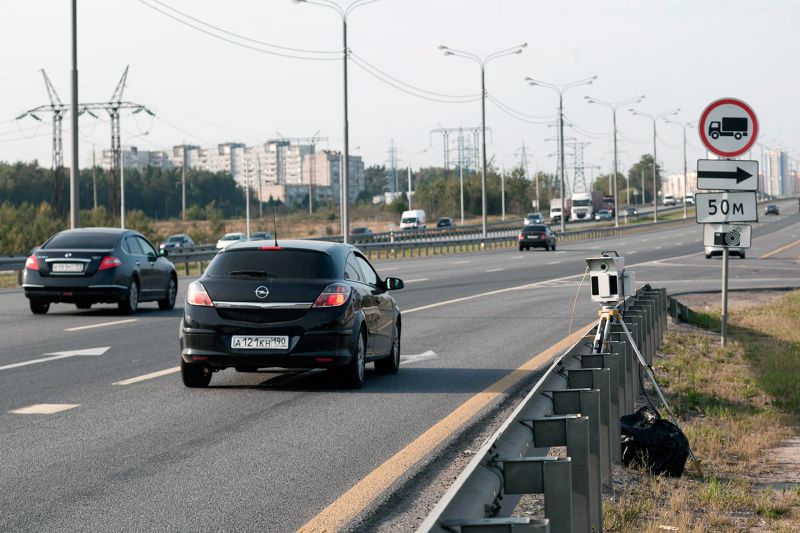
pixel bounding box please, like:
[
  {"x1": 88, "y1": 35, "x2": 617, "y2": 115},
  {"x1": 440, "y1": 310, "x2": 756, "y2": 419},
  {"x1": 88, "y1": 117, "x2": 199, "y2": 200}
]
[
  {"x1": 703, "y1": 224, "x2": 751, "y2": 249},
  {"x1": 695, "y1": 191, "x2": 758, "y2": 223}
]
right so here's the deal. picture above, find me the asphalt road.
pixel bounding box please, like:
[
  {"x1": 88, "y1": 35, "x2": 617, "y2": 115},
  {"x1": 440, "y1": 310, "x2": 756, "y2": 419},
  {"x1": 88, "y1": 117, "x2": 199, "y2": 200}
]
[{"x1": 1, "y1": 200, "x2": 798, "y2": 532}]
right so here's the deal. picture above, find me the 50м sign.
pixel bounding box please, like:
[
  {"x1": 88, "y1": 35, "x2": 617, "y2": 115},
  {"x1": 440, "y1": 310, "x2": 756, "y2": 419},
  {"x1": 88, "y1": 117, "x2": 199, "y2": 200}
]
[{"x1": 695, "y1": 191, "x2": 758, "y2": 223}]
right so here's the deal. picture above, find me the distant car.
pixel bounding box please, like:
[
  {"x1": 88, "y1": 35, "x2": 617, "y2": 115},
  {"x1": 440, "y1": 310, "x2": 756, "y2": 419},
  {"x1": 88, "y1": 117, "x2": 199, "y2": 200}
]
[
  {"x1": 436, "y1": 217, "x2": 454, "y2": 228},
  {"x1": 159, "y1": 233, "x2": 194, "y2": 250},
  {"x1": 23, "y1": 228, "x2": 177, "y2": 315},
  {"x1": 765, "y1": 204, "x2": 780, "y2": 216},
  {"x1": 250, "y1": 231, "x2": 274, "y2": 241},
  {"x1": 216, "y1": 232, "x2": 246, "y2": 249},
  {"x1": 625, "y1": 207, "x2": 639, "y2": 218},
  {"x1": 179, "y1": 240, "x2": 405, "y2": 389},
  {"x1": 705, "y1": 245, "x2": 745, "y2": 259},
  {"x1": 594, "y1": 209, "x2": 613, "y2": 221},
  {"x1": 518, "y1": 224, "x2": 556, "y2": 251},
  {"x1": 349, "y1": 227, "x2": 373, "y2": 237},
  {"x1": 523, "y1": 212, "x2": 544, "y2": 225}
]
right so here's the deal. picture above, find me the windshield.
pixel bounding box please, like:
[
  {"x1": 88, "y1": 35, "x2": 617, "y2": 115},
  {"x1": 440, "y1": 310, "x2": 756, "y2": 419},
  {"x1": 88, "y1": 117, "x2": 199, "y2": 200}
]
[
  {"x1": 401, "y1": 217, "x2": 417, "y2": 223},
  {"x1": 221, "y1": 234, "x2": 242, "y2": 241},
  {"x1": 43, "y1": 232, "x2": 119, "y2": 249},
  {"x1": 573, "y1": 199, "x2": 592, "y2": 207},
  {"x1": 167, "y1": 236, "x2": 184, "y2": 243},
  {"x1": 207, "y1": 249, "x2": 333, "y2": 279}
]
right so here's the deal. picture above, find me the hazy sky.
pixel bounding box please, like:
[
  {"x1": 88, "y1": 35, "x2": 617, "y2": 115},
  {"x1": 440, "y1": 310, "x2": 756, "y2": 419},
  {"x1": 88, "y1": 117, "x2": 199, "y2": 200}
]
[{"x1": 1, "y1": 0, "x2": 798, "y2": 181}]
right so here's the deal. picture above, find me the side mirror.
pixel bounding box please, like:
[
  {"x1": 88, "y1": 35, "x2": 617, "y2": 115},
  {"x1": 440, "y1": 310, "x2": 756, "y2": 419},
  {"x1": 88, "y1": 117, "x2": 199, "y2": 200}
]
[
  {"x1": 383, "y1": 277, "x2": 404, "y2": 291},
  {"x1": 147, "y1": 251, "x2": 158, "y2": 262},
  {"x1": 159, "y1": 248, "x2": 169, "y2": 258}
]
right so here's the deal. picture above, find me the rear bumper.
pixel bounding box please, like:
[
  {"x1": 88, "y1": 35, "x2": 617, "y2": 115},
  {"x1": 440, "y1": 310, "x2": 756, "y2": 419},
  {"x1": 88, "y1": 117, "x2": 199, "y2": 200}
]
[
  {"x1": 23, "y1": 284, "x2": 128, "y2": 303},
  {"x1": 519, "y1": 239, "x2": 550, "y2": 247}
]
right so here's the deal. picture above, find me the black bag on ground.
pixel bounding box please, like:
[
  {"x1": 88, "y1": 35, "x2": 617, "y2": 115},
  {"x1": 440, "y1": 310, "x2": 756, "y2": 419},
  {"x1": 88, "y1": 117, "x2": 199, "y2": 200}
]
[{"x1": 620, "y1": 405, "x2": 689, "y2": 477}]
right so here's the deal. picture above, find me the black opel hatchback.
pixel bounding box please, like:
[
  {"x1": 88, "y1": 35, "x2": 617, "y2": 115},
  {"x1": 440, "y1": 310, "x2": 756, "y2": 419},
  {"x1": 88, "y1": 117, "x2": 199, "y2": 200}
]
[
  {"x1": 23, "y1": 228, "x2": 178, "y2": 315},
  {"x1": 180, "y1": 240, "x2": 404, "y2": 389}
]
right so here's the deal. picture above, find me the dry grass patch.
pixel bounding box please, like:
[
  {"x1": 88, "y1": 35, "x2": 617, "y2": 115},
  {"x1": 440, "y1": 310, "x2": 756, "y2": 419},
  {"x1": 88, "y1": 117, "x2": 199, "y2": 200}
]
[{"x1": 603, "y1": 290, "x2": 800, "y2": 532}]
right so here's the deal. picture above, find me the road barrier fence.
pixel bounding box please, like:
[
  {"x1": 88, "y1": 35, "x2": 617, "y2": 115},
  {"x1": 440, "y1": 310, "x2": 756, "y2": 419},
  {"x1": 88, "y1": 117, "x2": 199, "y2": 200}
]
[{"x1": 416, "y1": 285, "x2": 668, "y2": 533}]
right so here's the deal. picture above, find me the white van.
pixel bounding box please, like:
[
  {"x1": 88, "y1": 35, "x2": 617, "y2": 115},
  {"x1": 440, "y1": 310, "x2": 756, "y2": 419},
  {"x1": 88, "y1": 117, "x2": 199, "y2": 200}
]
[
  {"x1": 400, "y1": 209, "x2": 426, "y2": 230},
  {"x1": 663, "y1": 193, "x2": 676, "y2": 206}
]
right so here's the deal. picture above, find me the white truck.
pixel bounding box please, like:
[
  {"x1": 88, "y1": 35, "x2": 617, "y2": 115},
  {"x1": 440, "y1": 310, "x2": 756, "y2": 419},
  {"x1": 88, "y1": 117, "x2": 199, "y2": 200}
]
[
  {"x1": 570, "y1": 191, "x2": 603, "y2": 222},
  {"x1": 400, "y1": 209, "x2": 426, "y2": 230}
]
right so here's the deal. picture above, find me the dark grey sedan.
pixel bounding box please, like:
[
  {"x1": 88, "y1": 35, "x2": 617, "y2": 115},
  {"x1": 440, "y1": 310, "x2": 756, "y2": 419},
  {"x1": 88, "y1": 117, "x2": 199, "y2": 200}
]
[{"x1": 23, "y1": 228, "x2": 177, "y2": 315}]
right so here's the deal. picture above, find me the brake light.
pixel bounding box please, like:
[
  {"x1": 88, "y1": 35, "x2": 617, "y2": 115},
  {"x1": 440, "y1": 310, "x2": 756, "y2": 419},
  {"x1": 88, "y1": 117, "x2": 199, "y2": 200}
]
[
  {"x1": 98, "y1": 256, "x2": 122, "y2": 271},
  {"x1": 518, "y1": 234, "x2": 524, "y2": 240},
  {"x1": 313, "y1": 283, "x2": 351, "y2": 308},
  {"x1": 187, "y1": 281, "x2": 214, "y2": 307},
  {"x1": 25, "y1": 255, "x2": 39, "y2": 271},
  {"x1": 259, "y1": 246, "x2": 283, "y2": 251}
]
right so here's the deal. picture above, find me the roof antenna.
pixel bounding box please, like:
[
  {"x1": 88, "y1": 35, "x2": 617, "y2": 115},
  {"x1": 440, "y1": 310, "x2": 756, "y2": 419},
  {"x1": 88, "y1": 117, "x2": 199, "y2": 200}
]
[{"x1": 272, "y1": 204, "x2": 279, "y2": 247}]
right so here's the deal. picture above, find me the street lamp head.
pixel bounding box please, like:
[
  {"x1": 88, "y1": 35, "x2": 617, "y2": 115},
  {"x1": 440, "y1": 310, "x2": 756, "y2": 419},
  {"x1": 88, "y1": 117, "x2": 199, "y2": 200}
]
[
  {"x1": 438, "y1": 45, "x2": 448, "y2": 50},
  {"x1": 292, "y1": 0, "x2": 305, "y2": 3},
  {"x1": 443, "y1": 50, "x2": 454, "y2": 56}
]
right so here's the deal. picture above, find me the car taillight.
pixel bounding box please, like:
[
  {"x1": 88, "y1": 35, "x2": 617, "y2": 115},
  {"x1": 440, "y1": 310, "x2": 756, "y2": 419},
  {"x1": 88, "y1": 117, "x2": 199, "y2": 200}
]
[
  {"x1": 518, "y1": 234, "x2": 524, "y2": 240},
  {"x1": 25, "y1": 255, "x2": 39, "y2": 271},
  {"x1": 187, "y1": 281, "x2": 214, "y2": 307},
  {"x1": 259, "y1": 246, "x2": 283, "y2": 251},
  {"x1": 98, "y1": 256, "x2": 122, "y2": 271},
  {"x1": 313, "y1": 283, "x2": 351, "y2": 308}
]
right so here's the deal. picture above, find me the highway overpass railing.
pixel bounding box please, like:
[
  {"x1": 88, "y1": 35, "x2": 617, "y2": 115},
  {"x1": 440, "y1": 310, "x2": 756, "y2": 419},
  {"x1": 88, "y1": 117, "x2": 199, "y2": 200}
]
[{"x1": 416, "y1": 285, "x2": 668, "y2": 533}]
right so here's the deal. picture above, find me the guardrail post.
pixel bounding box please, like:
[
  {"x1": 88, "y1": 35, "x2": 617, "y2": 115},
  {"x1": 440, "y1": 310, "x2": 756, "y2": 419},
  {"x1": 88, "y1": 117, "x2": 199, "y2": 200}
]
[
  {"x1": 609, "y1": 327, "x2": 639, "y2": 411},
  {"x1": 567, "y1": 368, "x2": 613, "y2": 484},
  {"x1": 500, "y1": 456, "x2": 573, "y2": 533},
  {"x1": 441, "y1": 517, "x2": 550, "y2": 532},
  {"x1": 577, "y1": 352, "x2": 622, "y2": 464},
  {"x1": 550, "y1": 388, "x2": 601, "y2": 530},
  {"x1": 523, "y1": 415, "x2": 595, "y2": 532}
]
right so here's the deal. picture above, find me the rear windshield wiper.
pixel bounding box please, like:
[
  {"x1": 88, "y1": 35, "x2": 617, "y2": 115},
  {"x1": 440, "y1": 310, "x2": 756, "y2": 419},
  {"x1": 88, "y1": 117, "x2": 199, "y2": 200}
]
[{"x1": 228, "y1": 270, "x2": 270, "y2": 278}]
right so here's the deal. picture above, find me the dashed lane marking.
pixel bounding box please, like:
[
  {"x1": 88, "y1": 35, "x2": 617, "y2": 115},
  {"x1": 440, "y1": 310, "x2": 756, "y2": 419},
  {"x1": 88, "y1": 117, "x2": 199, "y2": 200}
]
[
  {"x1": 65, "y1": 319, "x2": 137, "y2": 332},
  {"x1": 113, "y1": 367, "x2": 180, "y2": 386},
  {"x1": 9, "y1": 403, "x2": 79, "y2": 415},
  {"x1": 485, "y1": 268, "x2": 504, "y2": 273},
  {"x1": 546, "y1": 261, "x2": 561, "y2": 265},
  {"x1": 451, "y1": 260, "x2": 471, "y2": 264},
  {"x1": 405, "y1": 278, "x2": 430, "y2": 283}
]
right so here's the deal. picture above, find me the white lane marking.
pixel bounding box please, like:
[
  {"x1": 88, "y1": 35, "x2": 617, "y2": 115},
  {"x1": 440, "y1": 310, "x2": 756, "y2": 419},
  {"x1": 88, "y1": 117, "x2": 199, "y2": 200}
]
[
  {"x1": 10, "y1": 403, "x2": 80, "y2": 415},
  {"x1": 546, "y1": 261, "x2": 561, "y2": 265},
  {"x1": 65, "y1": 319, "x2": 137, "y2": 332},
  {"x1": 512, "y1": 255, "x2": 524, "y2": 259},
  {"x1": 675, "y1": 242, "x2": 683, "y2": 246},
  {"x1": 380, "y1": 267, "x2": 400, "y2": 272},
  {"x1": 485, "y1": 268, "x2": 504, "y2": 273},
  {"x1": 451, "y1": 260, "x2": 471, "y2": 264},
  {"x1": 654, "y1": 246, "x2": 663, "y2": 250},
  {"x1": 405, "y1": 278, "x2": 430, "y2": 283},
  {"x1": 0, "y1": 347, "x2": 110, "y2": 371},
  {"x1": 589, "y1": 245, "x2": 600, "y2": 249},
  {"x1": 400, "y1": 351, "x2": 438, "y2": 365},
  {"x1": 628, "y1": 251, "x2": 639, "y2": 254},
  {"x1": 113, "y1": 366, "x2": 180, "y2": 386}
]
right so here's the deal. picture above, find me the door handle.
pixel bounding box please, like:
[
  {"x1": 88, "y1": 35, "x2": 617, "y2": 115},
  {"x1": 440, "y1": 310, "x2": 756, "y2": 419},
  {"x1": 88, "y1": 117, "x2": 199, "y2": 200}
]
[{"x1": 136, "y1": 261, "x2": 141, "y2": 266}]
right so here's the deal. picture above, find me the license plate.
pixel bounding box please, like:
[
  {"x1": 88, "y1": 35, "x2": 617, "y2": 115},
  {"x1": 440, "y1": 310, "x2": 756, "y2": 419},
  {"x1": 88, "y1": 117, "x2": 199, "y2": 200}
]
[
  {"x1": 52, "y1": 262, "x2": 84, "y2": 273},
  {"x1": 231, "y1": 335, "x2": 289, "y2": 350}
]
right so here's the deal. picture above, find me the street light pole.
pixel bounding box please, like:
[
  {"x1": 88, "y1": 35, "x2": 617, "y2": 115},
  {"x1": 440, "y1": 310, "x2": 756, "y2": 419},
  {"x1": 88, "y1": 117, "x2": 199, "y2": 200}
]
[
  {"x1": 440, "y1": 43, "x2": 527, "y2": 241},
  {"x1": 663, "y1": 118, "x2": 693, "y2": 220},
  {"x1": 294, "y1": 0, "x2": 377, "y2": 244},
  {"x1": 630, "y1": 107, "x2": 680, "y2": 222},
  {"x1": 526, "y1": 75, "x2": 597, "y2": 232},
  {"x1": 585, "y1": 95, "x2": 645, "y2": 227},
  {"x1": 69, "y1": 0, "x2": 79, "y2": 229}
]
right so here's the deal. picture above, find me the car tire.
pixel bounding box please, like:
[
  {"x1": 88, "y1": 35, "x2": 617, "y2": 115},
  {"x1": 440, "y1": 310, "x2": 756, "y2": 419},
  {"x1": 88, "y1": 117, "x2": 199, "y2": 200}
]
[
  {"x1": 30, "y1": 300, "x2": 50, "y2": 315},
  {"x1": 76, "y1": 303, "x2": 92, "y2": 310},
  {"x1": 181, "y1": 360, "x2": 211, "y2": 388},
  {"x1": 705, "y1": 253, "x2": 712, "y2": 259},
  {"x1": 519, "y1": 246, "x2": 524, "y2": 251},
  {"x1": 552, "y1": 242, "x2": 556, "y2": 251},
  {"x1": 375, "y1": 323, "x2": 400, "y2": 375},
  {"x1": 158, "y1": 276, "x2": 177, "y2": 311},
  {"x1": 338, "y1": 330, "x2": 366, "y2": 389},
  {"x1": 740, "y1": 252, "x2": 746, "y2": 259},
  {"x1": 118, "y1": 279, "x2": 139, "y2": 315}
]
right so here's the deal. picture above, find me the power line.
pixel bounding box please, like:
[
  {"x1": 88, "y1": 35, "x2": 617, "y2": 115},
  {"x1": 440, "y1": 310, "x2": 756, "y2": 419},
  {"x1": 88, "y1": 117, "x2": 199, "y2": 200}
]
[{"x1": 138, "y1": 0, "x2": 340, "y2": 61}]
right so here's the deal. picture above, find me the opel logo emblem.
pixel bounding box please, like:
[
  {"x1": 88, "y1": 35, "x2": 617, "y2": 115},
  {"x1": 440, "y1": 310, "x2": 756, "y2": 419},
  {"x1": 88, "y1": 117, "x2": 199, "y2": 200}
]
[
  {"x1": 255, "y1": 286, "x2": 269, "y2": 299},
  {"x1": 65, "y1": 253, "x2": 72, "y2": 258}
]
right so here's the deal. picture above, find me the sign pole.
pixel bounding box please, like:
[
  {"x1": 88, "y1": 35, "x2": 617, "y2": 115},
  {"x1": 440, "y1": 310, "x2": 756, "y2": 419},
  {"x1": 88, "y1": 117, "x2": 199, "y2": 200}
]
[{"x1": 721, "y1": 248, "x2": 729, "y2": 346}]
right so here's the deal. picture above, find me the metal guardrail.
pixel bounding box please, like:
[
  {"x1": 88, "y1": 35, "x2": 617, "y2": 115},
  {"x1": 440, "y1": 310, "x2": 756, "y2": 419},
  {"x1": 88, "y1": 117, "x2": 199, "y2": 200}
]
[{"x1": 417, "y1": 285, "x2": 668, "y2": 533}]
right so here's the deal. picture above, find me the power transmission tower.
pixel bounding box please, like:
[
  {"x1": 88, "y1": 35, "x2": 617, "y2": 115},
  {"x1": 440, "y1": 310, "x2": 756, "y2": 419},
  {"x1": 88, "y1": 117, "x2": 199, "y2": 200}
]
[
  {"x1": 18, "y1": 66, "x2": 154, "y2": 218},
  {"x1": 431, "y1": 126, "x2": 483, "y2": 169},
  {"x1": 387, "y1": 139, "x2": 398, "y2": 193},
  {"x1": 519, "y1": 140, "x2": 539, "y2": 209},
  {"x1": 568, "y1": 141, "x2": 591, "y2": 193}
]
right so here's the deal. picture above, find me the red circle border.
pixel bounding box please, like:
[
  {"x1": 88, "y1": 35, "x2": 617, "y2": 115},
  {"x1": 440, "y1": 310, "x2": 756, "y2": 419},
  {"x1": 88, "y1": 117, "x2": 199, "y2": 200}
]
[{"x1": 698, "y1": 97, "x2": 759, "y2": 158}]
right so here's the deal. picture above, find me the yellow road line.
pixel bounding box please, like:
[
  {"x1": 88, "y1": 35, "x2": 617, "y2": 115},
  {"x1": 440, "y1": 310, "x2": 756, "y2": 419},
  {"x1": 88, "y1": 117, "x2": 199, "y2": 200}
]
[
  {"x1": 759, "y1": 238, "x2": 800, "y2": 259},
  {"x1": 297, "y1": 323, "x2": 594, "y2": 533},
  {"x1": 113, "y1": 366, "x2": 180, "y2": 385}
]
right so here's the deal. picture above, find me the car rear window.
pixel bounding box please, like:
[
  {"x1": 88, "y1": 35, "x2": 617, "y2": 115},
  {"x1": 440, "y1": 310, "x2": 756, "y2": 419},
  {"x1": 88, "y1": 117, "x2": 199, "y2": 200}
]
[
  {"x1": 524, "y1": 225, "x2": 546, "y2": 233},
  {"x1": 43, "y1": 232, "x2": 119, "y2": 249},
  {"x1": 207, "y1": 249, "x2": 334, "y2": 279}
]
